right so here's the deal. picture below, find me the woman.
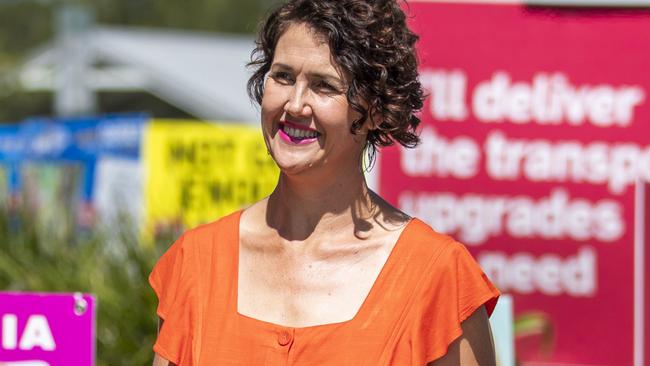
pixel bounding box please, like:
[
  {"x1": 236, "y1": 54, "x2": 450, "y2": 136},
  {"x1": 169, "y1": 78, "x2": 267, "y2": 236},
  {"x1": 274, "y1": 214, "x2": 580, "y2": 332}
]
[{"x1": 151, "y1": 1, "x2": 499, "y2": 365}]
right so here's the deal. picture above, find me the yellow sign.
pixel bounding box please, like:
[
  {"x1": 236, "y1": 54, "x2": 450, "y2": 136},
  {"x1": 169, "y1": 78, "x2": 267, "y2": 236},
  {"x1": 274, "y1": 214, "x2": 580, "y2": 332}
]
[{"x1": 144, "y1": 120, "x2": 278, "y2": 230}]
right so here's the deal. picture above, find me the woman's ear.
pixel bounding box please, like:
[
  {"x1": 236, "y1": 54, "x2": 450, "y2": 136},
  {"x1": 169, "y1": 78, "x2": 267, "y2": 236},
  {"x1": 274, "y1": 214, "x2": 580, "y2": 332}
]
[
  {"x1": 354, "y1": 97, "x2": 382, "y2": 133},
  {"x1": 366, "y1": 106, "x2": 382, "y2": 132}
]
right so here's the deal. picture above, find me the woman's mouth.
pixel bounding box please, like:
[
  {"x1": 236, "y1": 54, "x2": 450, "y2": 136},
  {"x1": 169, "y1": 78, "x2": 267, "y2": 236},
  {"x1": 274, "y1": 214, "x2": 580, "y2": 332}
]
[{"x1": 278, "y1": 121, "x2": 320, "y2": 145}]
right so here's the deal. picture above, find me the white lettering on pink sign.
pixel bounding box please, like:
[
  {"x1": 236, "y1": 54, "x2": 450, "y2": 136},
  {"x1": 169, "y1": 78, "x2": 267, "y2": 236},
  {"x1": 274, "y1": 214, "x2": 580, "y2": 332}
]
[
  {"x1": 399, "y1": 189, "x2": 624, "y2": 246},
  {"x1": 485, "y1": 130, "x2": 650, "y2": 195},
  {"x1": 1, "y1": 314, "x2": 56, "y2": 351},
  {"x1": 400, "y1": 127, "x2": 479, "y2": 178},
  {"x1": 420, "y1": 69, "x2": 646, "y2": 128},
  {"x1": 401, "y1": 126, "x2": 650, "y2": 195},
  {"x1": 478, "y1": 247, "x2": 597, "y2": 297}
]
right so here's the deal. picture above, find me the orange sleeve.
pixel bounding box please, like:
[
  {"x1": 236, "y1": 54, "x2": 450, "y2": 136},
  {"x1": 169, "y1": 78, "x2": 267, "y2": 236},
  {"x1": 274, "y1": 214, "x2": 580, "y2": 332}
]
[
  {"x1": 419, "y1": 240, "x2": 500, "y2": 364},
  {"x1": 149, "y1": 234, "x2": 196, "y2": 365}
]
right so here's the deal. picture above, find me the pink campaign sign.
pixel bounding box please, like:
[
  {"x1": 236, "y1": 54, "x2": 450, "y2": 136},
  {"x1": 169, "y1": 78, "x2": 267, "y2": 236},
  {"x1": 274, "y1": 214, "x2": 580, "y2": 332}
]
[
  {"x1": 0, "y1": 292, "x2": 95, "y2": 366},
  {"x1": 381, "y1": 2, "x2": 650, "y2": 365}
]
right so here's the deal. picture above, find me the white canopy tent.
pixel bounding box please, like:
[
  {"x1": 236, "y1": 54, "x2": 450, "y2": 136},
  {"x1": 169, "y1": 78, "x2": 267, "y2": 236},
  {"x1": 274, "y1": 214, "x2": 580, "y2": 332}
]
[{"x1": 20, "y1": 26, "x2": 260, "y2": 124}]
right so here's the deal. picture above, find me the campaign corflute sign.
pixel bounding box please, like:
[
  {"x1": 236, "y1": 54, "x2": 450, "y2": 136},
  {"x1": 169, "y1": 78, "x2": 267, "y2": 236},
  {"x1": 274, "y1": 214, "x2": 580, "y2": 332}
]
[
  {"x1": 381, "y1": 2, "x2": 650, "y2": 365},
  {"x1": 0, "y1": 292, "x2": 95, "y2": 366}
]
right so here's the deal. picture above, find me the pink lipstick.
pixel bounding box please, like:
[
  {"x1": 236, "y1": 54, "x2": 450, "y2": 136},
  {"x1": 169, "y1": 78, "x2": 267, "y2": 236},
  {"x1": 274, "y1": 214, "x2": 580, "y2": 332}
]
[{"x1": 278, "y1": 121, "x2": 320, "y2": 145}]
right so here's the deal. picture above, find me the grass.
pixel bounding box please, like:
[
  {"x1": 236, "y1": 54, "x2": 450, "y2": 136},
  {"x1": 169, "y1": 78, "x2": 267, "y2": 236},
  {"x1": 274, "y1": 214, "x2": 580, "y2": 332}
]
[{"x1": 0, "y1": 208, "x2": 175, "y2": 366}]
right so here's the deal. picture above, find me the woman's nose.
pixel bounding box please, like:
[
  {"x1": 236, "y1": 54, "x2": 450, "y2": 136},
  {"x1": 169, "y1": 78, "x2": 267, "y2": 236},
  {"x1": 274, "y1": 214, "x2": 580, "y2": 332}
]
[{"x1": 284, "y1": 84, "x2": 312, "y2": 117}]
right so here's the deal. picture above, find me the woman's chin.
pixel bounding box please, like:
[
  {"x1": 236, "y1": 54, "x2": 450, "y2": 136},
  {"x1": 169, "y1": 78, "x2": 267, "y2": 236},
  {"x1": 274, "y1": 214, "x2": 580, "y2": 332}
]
[
  {"x1": 274, "y1": 159, "x2": 313, "y2": 176},
  {"x1": 269, "y1": 145, "x2": 319, "y2": 174}
]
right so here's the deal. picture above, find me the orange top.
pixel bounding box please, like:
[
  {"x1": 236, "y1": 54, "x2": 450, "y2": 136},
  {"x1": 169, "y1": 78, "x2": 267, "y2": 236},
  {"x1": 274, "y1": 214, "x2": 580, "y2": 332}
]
[{"x1": 150, "y1": 210, "x2": 499, "y2": 366}]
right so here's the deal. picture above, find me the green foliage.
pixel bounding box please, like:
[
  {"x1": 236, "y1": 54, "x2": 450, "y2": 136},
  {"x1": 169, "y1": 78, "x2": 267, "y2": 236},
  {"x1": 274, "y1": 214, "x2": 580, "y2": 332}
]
[
  {"x1": 91, "y1": 0, "x2": 282, "y2": 34},
  {"x1": 0, "y1": 210, "x2": 176, "y2": 366},
  {"x1": 0, "y1": 1, "x2": 52, "y2": 68}
]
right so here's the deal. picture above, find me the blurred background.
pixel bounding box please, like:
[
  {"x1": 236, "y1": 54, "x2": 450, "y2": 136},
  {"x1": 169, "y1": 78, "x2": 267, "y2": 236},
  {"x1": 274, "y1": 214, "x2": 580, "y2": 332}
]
[
  {"x1": 0, "y1": 1, "x2": 281, "y2": 365},
  {"x1": 0, "y1": 0, "x2": 283, "y2": 121},
  {"x1": 0, "y1": 1, "x2": 649, "y2": 366}
]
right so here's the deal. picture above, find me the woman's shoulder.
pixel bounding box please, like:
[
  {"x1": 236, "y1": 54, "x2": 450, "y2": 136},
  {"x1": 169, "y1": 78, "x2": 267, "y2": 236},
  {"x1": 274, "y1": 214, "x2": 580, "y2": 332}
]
[
  {"x1": 404, "y1": 218, "x2": 500, "y2": 314},
  {"x1": 167, "y1": 209, "x2": 243, "y2": 259},
  {"x1": 400, "y1": 217, "x2": 465, "y2": 261},
  {"x1": 184, "y1": 209, "x2": 242, "y2": 240},
  {"x1": 396, "y1": 217, "x2": 495, "y2": 297},
  {"x1": 371, "y1": 194, "x2": 465, "y2": 265}
]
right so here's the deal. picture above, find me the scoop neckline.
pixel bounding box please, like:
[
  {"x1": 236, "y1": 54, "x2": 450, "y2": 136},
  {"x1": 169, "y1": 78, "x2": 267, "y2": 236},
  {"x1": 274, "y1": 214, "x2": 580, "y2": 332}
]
[{"x1": 232, "y1": 209, "x2": 416, "y2": 332}]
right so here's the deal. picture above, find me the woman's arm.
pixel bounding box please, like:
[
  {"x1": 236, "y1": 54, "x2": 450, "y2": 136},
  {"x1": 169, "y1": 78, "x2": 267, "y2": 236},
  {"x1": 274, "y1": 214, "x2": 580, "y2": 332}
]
[
  {"x1": 153, "y1": 353, "x2": 175, "y2": 366},
  {"x1": 152, "y1": 318, "x2": 177, "y2": 366},
  {"x1": 428, "y1": 306, "x2": 497, "y2": 366}
]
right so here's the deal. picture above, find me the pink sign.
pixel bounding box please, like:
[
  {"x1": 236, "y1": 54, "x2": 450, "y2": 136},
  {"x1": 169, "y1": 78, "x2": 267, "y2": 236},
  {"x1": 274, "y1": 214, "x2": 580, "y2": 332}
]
[
  {"x1": 0, "y1": 292, "x2": 95, "y2": 366},
  {"x1": 381, "y1": 2, "x2": 650, "y2": 365}
]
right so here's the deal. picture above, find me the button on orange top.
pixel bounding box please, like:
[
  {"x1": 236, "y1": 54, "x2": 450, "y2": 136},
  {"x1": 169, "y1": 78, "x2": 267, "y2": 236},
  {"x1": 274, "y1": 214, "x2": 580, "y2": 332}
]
[
  {"x1": 277, "y1": 330, "x2": 292, "y2": 346},
  {"x1": 150, "y1": 210, "x2": 499, "y2": 365}
]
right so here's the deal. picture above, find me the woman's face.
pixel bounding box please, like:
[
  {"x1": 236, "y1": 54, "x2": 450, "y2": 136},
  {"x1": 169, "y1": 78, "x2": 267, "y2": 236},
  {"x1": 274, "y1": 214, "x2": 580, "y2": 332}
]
[{"x1": 261, "y1": 22, "x2": 368, "y2": 178}]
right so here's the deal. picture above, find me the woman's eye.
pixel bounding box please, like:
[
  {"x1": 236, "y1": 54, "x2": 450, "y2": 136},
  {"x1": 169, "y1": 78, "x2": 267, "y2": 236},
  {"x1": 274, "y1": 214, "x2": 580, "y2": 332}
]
[
  {"x1": 314, "y1": 81, "x2": 338, "y2": 93},
  {"x1": 271, "y1": 72, "x2": 293, "y2": 84}
]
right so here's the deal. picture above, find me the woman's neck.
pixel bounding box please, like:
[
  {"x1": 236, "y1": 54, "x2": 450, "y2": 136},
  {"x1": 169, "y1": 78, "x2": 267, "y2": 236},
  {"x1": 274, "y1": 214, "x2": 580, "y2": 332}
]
[{"x1": 266, "y1": 170, "x2": 377, "y2": 241}]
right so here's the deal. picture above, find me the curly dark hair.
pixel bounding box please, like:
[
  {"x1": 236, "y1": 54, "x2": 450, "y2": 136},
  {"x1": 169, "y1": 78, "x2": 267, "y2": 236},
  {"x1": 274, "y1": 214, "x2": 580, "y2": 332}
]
[{"x1": 247, "y1": 0, "x2": 424, "y2": 167}]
